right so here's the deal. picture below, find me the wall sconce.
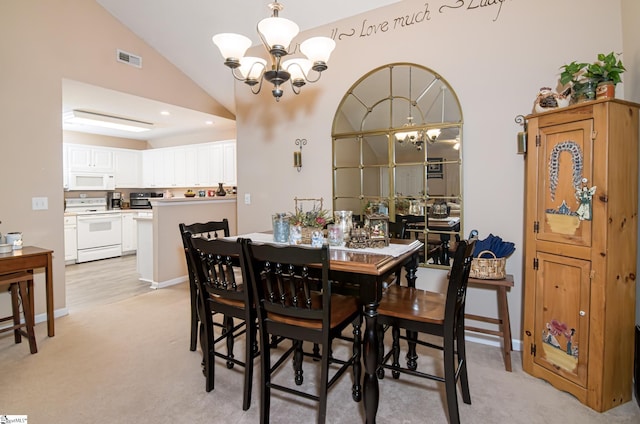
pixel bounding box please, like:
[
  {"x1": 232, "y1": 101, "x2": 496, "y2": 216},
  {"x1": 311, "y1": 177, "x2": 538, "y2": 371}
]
[
  {"x1": 515, "y1": 115, "x2": 527, "y2": 154},
  {"x1": 294, "y1": 138, "x2": 307, "y2": 172}
]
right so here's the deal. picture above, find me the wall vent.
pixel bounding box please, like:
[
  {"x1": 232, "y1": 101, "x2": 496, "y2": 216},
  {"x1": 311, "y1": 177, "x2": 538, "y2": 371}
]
[{"x1": 117, "y1": 49, "x2": 142, "y2": 68}]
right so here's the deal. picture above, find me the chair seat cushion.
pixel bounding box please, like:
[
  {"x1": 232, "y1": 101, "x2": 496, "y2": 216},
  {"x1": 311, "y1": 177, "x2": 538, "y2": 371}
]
[
  {"x1": 267, "y1": 293, "x2": 359, "y2": 329},
  {"x1": 208, "y1": 283, "x2": 246, "y2": 309},
  {"x1": 378, "y1": 285, "x2": 445, "y2": 324}
]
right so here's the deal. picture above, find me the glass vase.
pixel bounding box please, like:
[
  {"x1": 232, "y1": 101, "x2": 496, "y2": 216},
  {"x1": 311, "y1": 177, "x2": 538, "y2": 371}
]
[
  {"x1": 333, "y1": 210, "x2": 353, "y2": 241},
  {"x1": 272, "y1": 213, "x2": 290, "y2": 243}
]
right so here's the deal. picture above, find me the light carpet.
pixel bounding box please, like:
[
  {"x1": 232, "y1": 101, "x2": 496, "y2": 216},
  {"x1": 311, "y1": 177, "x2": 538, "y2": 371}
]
[{"x1": 1, "y1": 283, "x2": 639, "y2": 423}]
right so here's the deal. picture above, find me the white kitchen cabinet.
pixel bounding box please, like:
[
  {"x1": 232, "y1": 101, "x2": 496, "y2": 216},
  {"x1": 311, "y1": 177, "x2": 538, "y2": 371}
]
[
  {"x1": 142, "y1": 149, "x2": 164, "y2": 188},
  {"x1": 63, "y1": 144, "x2": 69, "y2": 190},
  {"x1": 114, "y1": 148, "x2": 142, "y2": 188},
  {"x1": 121, "y1": 212, "x2": 137, "y2": 253},
  {"x1": 208, "y1": 142, "x2": 224, "y2": 186},
  {"x1": 67, "y1": 144, "x2": 114, "y2": 172},
  {"x1": 64, "y1": 215, "x2": 77, "y2": 263},
  {"x1": 168, "y1": 147, "x2": 187, "y2": 188},
  {"x1": 222, "y1": 141, "x2": 236, "y2": 185}
]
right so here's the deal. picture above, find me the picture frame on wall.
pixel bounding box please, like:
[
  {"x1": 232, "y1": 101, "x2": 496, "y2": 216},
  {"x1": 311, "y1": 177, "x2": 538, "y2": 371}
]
[{"x1": 427, "y1": 158, "x2": 443, "y2": 179}]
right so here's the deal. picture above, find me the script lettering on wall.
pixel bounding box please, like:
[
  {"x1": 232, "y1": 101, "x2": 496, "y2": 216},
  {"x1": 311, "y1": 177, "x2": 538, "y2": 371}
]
[
  {"x1": 439, "y1": 0, "x2": 509, "y2": 22},
  {"x1": 329, "y1": 0, "x2": 510, "y2": 41}
]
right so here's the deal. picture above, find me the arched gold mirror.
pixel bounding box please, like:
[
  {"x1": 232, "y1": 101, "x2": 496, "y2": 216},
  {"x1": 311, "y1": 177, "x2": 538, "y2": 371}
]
[{"x1": 331, "y1": 63, "x2": 463, "y2": 269}]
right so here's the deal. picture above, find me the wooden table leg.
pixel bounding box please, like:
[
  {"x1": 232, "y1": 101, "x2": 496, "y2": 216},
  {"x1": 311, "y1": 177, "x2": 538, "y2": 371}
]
[
  {"x1": 363, "y1": 302, "x2": 379, "y2": 424},
  {"x1": 45, "y1": 252, "x2": 54, "y2": 337},
  {"x1": 497, "y1": 286, "x2": 512, "y2": 372}
]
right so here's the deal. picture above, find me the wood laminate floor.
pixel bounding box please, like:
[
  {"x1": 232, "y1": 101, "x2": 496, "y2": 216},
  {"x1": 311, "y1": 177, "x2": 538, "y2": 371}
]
[{"x1": 65, "y1": 254, "x2": 152, "y2": 311}]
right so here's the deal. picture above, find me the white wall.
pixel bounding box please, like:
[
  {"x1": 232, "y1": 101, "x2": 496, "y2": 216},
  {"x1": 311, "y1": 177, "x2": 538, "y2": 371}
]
[
  {"x1": 0, "y1": 1, "x2": 230, "y2": 320},
  {"x1": 235, "y1": 0, "x2": 637, "y2": 348}
]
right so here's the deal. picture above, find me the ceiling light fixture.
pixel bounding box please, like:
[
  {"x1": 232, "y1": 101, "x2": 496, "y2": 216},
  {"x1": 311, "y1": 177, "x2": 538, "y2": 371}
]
[
  {"x1": 395, "y1": 69, "x2": 442, "y2": 150},
  {"x1": 212, "y1": 1, "x2": 336, "y2": 101},
  {"x1": 63, "y1": 110, "x2": 153, "y2": 133}
]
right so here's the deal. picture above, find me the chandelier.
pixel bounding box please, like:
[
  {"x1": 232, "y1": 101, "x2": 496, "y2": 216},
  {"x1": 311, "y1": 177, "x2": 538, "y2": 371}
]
[
  {"x1": 212, "y1": 1, "x2": 336, "y2": 101},
  {"x1": 395, "y1": 68, "x2": 444, "y2": 150},
  {"x1": 395, "y1": 67, "x2": 440, "y2": 150}
]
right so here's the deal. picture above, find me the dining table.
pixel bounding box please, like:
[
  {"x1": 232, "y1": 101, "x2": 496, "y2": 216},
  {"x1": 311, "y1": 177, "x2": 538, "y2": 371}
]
[
  {"x1": 0, "y1": 246, "x2": 55, "y2": 336},
  {"x1": 231, "y1": 232, "x2": 422, "y2": 423}
]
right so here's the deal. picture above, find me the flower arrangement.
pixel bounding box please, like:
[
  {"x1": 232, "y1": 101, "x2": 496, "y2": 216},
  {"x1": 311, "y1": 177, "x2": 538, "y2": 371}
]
[{"x1": 290, "y1": 205, "x2": 332, "y2": 229}]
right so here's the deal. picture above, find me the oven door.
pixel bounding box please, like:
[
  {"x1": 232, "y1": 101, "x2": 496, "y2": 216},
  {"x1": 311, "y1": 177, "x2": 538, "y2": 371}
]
[
  {"x1": 76, "y1": 213, "x2": 122, "y2": 249},
  {"x1": 130, "y1": 198, "x2": 151, "y2": 209}
]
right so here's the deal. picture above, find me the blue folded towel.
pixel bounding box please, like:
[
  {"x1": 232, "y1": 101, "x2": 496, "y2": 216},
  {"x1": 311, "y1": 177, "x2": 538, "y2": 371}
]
[{"x1": 471, "y1": 233, "x2": 516, "y2": 258}]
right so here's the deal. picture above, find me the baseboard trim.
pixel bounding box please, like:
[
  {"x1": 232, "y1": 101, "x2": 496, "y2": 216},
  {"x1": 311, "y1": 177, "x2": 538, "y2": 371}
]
[
  {"x1": 149, "y1": 275, "x2": 187, "y2": 290},
  {"x1": 466, "y1": 331, "x2": 522, "y2": 352}
]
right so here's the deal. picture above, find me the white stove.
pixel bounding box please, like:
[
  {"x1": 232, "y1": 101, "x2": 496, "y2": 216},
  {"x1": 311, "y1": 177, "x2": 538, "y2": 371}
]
[{"x1": 66, "y1": 198, "x2": 122, "y2": 263}]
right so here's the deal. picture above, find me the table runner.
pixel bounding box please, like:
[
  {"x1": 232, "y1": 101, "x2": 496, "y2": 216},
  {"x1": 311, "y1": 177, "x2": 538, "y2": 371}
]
[{"x1": 226, "y1": 232, "x2": 422, "y2": 258}]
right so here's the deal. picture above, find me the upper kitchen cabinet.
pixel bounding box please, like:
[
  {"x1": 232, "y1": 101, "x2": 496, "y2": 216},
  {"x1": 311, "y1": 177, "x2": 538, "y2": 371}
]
[
  {"x1": 67, "y1": 144, "x2": 114, "y2": 172},
  {"x1": 222, "y1": 141, "x2": 236, "y2": 186},
  {"x1": 63, "y1": 144, "x2": 69, "y2": 190},
  {"x1": 142, "y1": 149, "x2": 165, "y2": 188},
  {"x1": 142, "y1": 140, "x2": 236, "y2": 188},
  {"x1": 113, "y1": 148, "x2": 142, "y2": 188}
]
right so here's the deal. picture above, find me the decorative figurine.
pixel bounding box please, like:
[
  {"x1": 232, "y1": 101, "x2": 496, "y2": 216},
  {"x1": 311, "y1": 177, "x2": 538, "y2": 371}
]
[
  {"x1": 534, "y1": 87, "x2": 571, "y2": 114},
  {"x1": 575, "y1": 178, "x2": 596, "y2": 221}
]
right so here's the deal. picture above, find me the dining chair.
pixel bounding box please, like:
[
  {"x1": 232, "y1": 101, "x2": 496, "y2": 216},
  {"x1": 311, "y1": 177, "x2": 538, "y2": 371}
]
[
  {"x1": 376, "y1": 238, "x2": 476, "y2": 424},
  {"x1": 0, "y1": 271, "x2": 37, "y2": 354},
  {"x1": 243, "y1": 240, "x2": 362, "y2": 424},
  {"x1": 187, "y1": 235, "x2": 258, "y2": 411},
  {"x1": 179, "y1": 220, "x2": 230, "y2": 352}
]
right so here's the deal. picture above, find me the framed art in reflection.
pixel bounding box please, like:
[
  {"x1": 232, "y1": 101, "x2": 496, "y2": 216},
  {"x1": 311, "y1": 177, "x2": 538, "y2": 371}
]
[{"x1": 427, "y1": 158, "x2": 443, "y2": 179}]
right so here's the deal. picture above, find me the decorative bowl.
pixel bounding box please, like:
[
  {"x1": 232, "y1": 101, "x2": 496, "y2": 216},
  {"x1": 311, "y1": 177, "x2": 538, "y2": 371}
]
[
  {"x1": 184, "y1": 191, "x2": 196, "y2": 198},
  {"x1": 0, "y1": 244, "x2": 12, "y2": 253}
]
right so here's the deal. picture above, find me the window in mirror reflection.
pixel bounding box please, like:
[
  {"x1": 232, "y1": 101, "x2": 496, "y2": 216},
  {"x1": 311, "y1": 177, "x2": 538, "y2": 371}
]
[{"x1": 332, "y1": 63, "x2": 463, "y2": 269}]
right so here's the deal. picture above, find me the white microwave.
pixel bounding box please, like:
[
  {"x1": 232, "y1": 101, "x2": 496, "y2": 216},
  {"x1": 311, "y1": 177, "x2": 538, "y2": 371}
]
[{"x1": 68, "y1": 172, "x2": 116, "y2": 191}]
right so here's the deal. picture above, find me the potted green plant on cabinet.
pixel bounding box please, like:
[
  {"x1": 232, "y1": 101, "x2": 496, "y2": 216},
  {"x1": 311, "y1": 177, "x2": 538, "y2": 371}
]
[
  {"x1": 559, "y1": 52, "x2": 625, "y2": 102},
  {"x1": 587, "y1": 52, "x2": 625, "y2": 99},
  {"x1": 560, "y1": 60, "x2": 594, "y2": 103}
]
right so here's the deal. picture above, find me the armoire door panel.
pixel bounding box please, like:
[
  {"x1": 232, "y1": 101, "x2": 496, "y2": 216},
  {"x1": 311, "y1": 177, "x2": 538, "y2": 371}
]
[
  {"x1": 536, "y1": 120, "x2": 593, "y2": 247},
  {"x1": 534, "y1": 252, "x2": 590, "y2": 388}
]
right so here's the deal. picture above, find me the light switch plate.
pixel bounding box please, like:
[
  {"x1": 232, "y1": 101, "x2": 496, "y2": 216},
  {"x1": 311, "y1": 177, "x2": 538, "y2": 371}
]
[
  {"x1": 244, "y1": 193, "x2": 251, "y2": 205},
  {"x1": 32, "y1": 197, "x2": 49, "y2": 210}
]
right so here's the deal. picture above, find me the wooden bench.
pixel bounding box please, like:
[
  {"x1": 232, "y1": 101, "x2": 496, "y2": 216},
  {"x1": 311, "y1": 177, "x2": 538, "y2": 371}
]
[{"x1": 465, "y1": 274, "x2": 514, "y2": 371}]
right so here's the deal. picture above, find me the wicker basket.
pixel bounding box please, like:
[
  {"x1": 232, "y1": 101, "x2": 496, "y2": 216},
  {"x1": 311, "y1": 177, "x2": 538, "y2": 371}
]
[
  {"x1": 469, "y1": 250, "x2": 506, "y2": 280},
  {"x1": 300, "y1": 226, "x2": 314, "y2": 244}
]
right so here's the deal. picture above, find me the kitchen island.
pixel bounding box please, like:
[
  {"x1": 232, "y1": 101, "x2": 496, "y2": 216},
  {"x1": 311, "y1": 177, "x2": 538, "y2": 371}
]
[{"x1": 137, "y1": 196, "x2": 237, "y2": 288}]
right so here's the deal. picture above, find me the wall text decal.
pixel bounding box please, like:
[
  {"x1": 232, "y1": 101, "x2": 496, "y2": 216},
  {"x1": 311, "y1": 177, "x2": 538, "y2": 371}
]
[
  {"x1": 329, "y1": 1, "x2": 510, "y2": 42},
  {"x1": 440, "y1": 0, "x2": 508, "y2": 22}
]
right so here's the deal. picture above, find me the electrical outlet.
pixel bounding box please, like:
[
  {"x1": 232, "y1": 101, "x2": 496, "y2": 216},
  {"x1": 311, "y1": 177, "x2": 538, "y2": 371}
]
[
  {"x1": 32, "y1": 197, "x2": 49, "y2": 210},
  {"x1": 244, "y1": 193, "x2": 251, "y2": 205}
]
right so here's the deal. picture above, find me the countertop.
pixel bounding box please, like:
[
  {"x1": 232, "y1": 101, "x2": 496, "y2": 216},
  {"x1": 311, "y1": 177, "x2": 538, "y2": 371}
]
[
  {"x1": 153, "y1": 195, "x2": 237, "y2": 203},
  {"x1": 64, "y1": 209, "x2": 154, "y2": 216}
]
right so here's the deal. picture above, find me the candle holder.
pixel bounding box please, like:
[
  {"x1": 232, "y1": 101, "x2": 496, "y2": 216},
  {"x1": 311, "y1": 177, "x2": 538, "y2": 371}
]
[{"x1": 294, "y1": 138, "x2": 307, "y2": 172}]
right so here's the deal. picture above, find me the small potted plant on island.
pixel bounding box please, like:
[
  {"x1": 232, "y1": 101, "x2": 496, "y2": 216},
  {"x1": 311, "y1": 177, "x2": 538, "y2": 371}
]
[{"x1": 560, "y1": 52, "x2": 625, "y2": 103}]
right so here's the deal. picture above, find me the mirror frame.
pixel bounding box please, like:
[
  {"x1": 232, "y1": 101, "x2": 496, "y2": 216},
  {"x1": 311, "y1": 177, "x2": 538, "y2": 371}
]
[{"x1": 331, "y1": 63, "x2": 464, "y2": 269}]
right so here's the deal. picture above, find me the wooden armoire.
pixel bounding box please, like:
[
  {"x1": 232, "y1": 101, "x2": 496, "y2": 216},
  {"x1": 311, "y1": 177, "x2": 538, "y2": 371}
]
[{"x1": 522, "y1": 99, "x2": 639, "y2": 412}]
